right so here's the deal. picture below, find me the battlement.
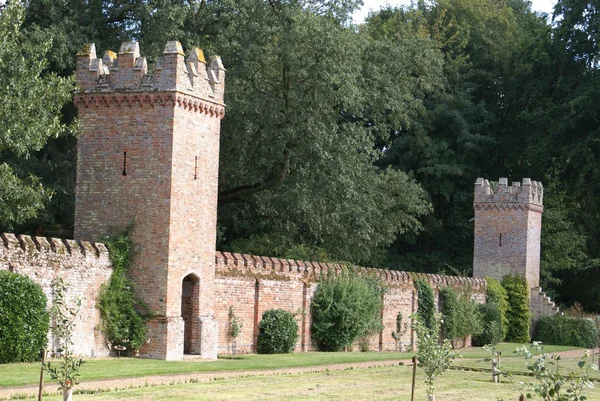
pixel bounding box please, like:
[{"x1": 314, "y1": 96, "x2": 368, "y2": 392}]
[
  {"x1": 214, "y1": 251, "x2": 487, "y2": 290},
  {"x1": 474, "y1": 177, "x2": 543, "y2": 209},
  {"x1": 1, "y1": 233, "x2": 109, "y2": 260},
  {"x1": 76, "y1": 41, "x2": 225, "y2": 105}
]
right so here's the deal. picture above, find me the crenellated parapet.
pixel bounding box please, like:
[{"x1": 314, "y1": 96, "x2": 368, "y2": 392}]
[
  {"x1": 214, "y1": 251, "x2": 486, "y2": 290},
  {"x1": 1, "y1": 233, "x2": 109, "y2": 260},
  {"x1": 75, "y1": 41, "x2": 225, "y2": 113},
  {"x1": 474, "y1": 177, "x2": 543, "y2": 212}
]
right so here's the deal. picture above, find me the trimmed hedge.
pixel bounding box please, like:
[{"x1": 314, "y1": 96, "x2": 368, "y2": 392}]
[
  {"x1": 257, "y1": 309, "x2": 298, "y2": 354},
  {"x1": 415, "y1": 279, "x2": 436, "y2": 330},
  {"x1": 502, "y1": 275, "x2": 531, "y2": 343},
  {"x1": 0, "y1": 271, "x2": 49, "y2": 363},
  {"x1": 533, "y1": 315, "x2": 597, "y2": 348}
]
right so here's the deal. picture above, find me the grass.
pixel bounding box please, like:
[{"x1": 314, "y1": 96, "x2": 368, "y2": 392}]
[
  {"x1": 0, "y1": 343, "x2": 583, "y2": 388},
  {"x1": 0, "y1": 351, "x2": 410, "y2": 388},
  {"x1": 31, "y1": 365, "x2": 600, "y2": 401}
]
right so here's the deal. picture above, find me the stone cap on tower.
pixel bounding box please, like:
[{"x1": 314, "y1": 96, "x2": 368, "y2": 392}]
[
  {"x1": 76, "y1": 41, "x2": 225, "y2": 104},
  {"x1": 474, "y1": 177, "x2": 543, "y2": 209}
]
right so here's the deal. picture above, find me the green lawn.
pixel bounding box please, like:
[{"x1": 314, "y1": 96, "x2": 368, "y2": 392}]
[
  {"x1": 0, "y1": 352, "x2": 411, "y2": 388},
  {"x1": 35, "y1": 365, "x2": 600, "y2": 401},
  {"x1": 0, "y1": 343, "x2": 583, "y2": 388}
]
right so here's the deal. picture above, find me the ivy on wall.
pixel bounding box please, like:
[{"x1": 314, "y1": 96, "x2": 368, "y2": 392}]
[{"x1": 97, "y1": 229, "x2": 147, "y2": 352}]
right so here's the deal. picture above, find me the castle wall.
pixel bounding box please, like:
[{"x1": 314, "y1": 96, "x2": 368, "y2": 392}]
[
  {"x1": 214, "y1": 252, "x2": 486, "y2": 354},
  {"x1": 0, "y1": 233, "x2": 112, "y2": 357}
]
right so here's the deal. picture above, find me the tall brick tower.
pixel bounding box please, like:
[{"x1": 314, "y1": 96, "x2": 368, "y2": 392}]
[
  {"x1": 74, "y1": 41, "x2": 225, "y2": 360},
  {"x1": 472, "y1": 178, "x2": 544, "y2": 289}
]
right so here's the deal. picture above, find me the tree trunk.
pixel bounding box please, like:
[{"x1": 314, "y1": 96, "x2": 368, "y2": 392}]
[
  {"x1": 428, "y1": 394, "x2": 435, "y2": 401},
  {"x1": 63, "y1": 389, "x2": 72, "y2": 401}
]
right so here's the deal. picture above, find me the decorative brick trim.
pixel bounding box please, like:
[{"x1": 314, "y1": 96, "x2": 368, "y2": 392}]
[{"x1": 74, "y1": 93, "x2": 225, "y2": 118}]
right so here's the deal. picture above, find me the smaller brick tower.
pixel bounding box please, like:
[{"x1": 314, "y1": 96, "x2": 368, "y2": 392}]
[
  {"x1": 472, "y1": 178, "x2": 544, "y2": 289},
  {"x1": 74, "y1": 41, "x2": 225, "y2": 360}
]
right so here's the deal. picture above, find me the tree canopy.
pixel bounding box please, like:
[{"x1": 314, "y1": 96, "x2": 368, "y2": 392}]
[{"x1": 3, "y1": 0, "x2": 600, "y2": 311}]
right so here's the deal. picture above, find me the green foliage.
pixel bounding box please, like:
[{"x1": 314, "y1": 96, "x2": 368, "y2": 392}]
[
  {"x1": 227, "y1": 306, "x2": 242, "y2": 340},
  {"x1": 533, "y1": 315, "x2": 597, "y2": 348},
  {"x1": 414, "y1": 280, "x2": 436, "y2": 330},
  {"x1": 98, "y1": 231, "x2": 147, "y2": 352},
  {"x1": 439, "y1": 287, "x2": 459, "y2": 340},
  {"x1": 413, "y1": 313, "x2": 459, "y2": 396},
  {"x1": 311, "y1": 268, "x2": 385, "y2": 351},
  {"x1": 455, "y1": 290, "x2": 483, "y2": 339},
  {"x1": 0, "y1": 0, "x2": 74, "y2": 230},
  {"x1": 502, "y1": 275, "x2": 531, "y2": 343},
  {"x1": 513, "y1": 343, "x2": 598, "y2": 401},
  {"x1": 485, "y1": 277, "x2": 509, "y2": 340},
  {"x1": 0, "y1": 270, "x2": 49, "y2": 363},
  {"x1": 43, "y1": 278, "x2": 84, "y2": 391},
  {"x1": 257, "y1": 309, "x2": 298, "y2": 354},
  {"x1": 473, "y1": 302, "x2": 504, "y2": 346}
]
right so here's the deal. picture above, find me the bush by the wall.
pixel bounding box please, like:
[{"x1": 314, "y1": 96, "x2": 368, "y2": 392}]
[
  {"x1": 455, "y1": 290, "x2": 483, "y2": 339},
  {"x1": 502, "y1": 275, "x2": 531, "y2": 343},
  {"x1": 415, "y1": 279, "x2": 435, "y2": 330},
  {"x1": 533, "y1": 315, "x2": 597, "y2": 348},
  {"x1": 473, "y1": 302, "x2": 504, "y2": 346},
  {"x1": 98, "y1": 230, "x2": 147, "y2": 352},
  {"x1": 0, "y1": 271, "x2": 49, "y2": 363},
  {"x1": 311, "y1": 268, "x2": 384, "y2": 351},
  {"x1": 485, "y1": 277, "x2": 509, "y2": 340},
  {"x1": 439, "y1": 287, "x2": 459, "y2": 340},
  {"x1": 257, "y1": 309, "x2": 298, "y2": 354}
]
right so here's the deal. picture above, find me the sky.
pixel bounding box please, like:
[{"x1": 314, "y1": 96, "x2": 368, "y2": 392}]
[{"x1": 353, "y1": 0, "x2": 558, "y2": 23}]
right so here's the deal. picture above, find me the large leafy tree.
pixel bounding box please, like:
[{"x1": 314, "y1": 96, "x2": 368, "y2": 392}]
[{"x1": 0, "y1": 1, "x2": 74, "y2": 230}]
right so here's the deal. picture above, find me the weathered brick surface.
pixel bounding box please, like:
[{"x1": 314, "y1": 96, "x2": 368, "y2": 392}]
[
  {"x1": 214, "y1": 252, "x2": 486, "y2": 353},
  {"x1": 0, "y1": 233, "x2": 112, "y2": 357},
  {"x1": 473, "y1": 178, "x2": 543, "y2": 289},
  {"x1": 74, "y1": 41, "x2": 225, "y2": 360}
]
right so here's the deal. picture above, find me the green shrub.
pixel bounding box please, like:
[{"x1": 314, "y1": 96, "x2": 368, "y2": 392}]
[
  {"x1": 455, "y1": 290, "x2": 483, "y2": 339},
  {"x1": 257, "y1": 309, "x2": 298, "y2": 354},
  {"x1": 502, "y1": 275, "x2": 531, "y2": 343},
  {"x1": 473, "y1": 302, "x2": 504, "y2": 346},
  {"x1": 98, "y1": 230, "x2": 147, "y2": 352},
  {"x1": 485, "y1": 277, "x2": 509, "y2": 340},
  {"x1": 439, "y1": 287, "x2": 459, "y2": 340},
  {"x1": 533, "y1": 315, "x2": 597, "y2": 348},
  {"x1": 0, "y1": 270, "x2": 49, "y2": 363},
  {"x1": 311, "y1": 268, "x2": 384, "y2": 351},
  {"x1": 415, "y1": 279, "x2": 435, "y2": 330}
]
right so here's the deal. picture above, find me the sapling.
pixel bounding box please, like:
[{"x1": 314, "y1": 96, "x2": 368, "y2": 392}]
[
  {"x1": 43, "y1": 278, "x2": 84, "y2": 401},
  {"x1": 413, "y1": 313, "x2": 459, "y2": 401}
]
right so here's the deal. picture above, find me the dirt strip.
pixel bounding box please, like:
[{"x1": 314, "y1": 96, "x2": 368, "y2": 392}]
[{"x1": 0, "y1": 359, "x2": 412, "y2": 400}]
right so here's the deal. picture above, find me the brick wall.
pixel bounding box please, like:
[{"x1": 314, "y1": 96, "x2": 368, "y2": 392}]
[
  {"x1": 0, "y1": 233, "x2": 112, "y2": 357},
  {"x1": 214, "y1": 252, "x2": 486, "y2": 354}
]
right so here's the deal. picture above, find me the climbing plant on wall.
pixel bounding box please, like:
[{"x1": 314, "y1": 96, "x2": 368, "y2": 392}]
[
  {"x1": 414, "y1": 279, "x2": 436, "y2": 330},
  {"x1": 98, "y1": 229, "x2": 147, "y2": 352},
  {"x1": 502, "y1": 275, "x2": 531, "y2": 343}
]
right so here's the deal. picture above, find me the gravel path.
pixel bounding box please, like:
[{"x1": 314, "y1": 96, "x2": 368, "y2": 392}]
[{"x1": 0, "y1": 359, "x2": 412, "y2": 400}]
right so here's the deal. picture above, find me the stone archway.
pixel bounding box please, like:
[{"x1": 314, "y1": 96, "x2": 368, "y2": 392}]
[{"x1": 181, "y1": 274, "x2": 200, "y2": 354}]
